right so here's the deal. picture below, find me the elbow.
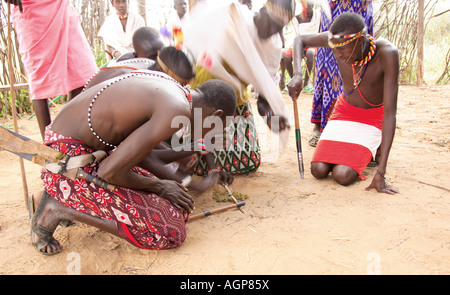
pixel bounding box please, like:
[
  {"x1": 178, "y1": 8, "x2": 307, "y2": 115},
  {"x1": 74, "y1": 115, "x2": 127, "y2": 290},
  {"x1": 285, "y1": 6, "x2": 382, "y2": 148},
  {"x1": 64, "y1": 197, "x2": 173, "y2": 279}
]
[{"x1": 293, "y1": 35, "x2": 304, "y2": 50}]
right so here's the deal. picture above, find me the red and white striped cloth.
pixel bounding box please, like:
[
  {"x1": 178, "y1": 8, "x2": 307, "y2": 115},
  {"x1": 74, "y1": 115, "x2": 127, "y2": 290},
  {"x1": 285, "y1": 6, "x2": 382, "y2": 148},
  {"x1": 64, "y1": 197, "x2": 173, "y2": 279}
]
[{"x1": 311, "y1": 94, "x2": 384, "y2": 179}]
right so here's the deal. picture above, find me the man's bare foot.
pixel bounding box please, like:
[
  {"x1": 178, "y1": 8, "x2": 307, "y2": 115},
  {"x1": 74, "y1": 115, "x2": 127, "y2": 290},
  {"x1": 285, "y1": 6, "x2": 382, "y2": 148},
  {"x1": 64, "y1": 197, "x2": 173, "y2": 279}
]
[{"x1": 29, "y1": 191, "x2": 64, "y2": 256}]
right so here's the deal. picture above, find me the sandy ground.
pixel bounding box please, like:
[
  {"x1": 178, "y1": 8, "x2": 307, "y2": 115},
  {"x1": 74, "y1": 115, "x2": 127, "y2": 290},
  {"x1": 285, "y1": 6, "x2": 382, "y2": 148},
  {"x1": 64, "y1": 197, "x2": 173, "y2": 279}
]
[{"x1": 0, "y1": 85, "x2": 449, "y2": 275}]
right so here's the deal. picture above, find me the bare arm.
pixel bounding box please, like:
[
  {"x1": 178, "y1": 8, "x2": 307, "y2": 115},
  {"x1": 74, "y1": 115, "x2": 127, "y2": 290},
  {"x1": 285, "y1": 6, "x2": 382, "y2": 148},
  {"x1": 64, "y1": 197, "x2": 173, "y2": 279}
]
[
  {"x1": 287, "y1": 32, "x2": 329, "y2": 99},
  {"x1": 97, "y1": 103, "x2": 195, "y2": 212},
  {"x1": 365, "y1": 43, "x2": 401, "y2": 195}
]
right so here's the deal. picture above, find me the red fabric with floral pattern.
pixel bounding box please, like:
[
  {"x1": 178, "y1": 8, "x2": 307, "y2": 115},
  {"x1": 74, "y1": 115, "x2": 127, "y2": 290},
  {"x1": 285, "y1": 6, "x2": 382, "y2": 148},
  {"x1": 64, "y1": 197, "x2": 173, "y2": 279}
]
[{"x1": 41, "y1": 126, "x2": 188, "y2": 250}]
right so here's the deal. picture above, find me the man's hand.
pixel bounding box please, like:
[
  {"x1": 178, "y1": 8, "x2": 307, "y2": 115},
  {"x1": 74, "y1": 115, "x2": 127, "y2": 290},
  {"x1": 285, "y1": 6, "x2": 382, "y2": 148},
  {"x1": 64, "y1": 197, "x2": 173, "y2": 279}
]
[
  {"x1": 218, "y1": 170, "x2": 233, "y2": 186},
  {"x1": 364, "y1": 173, "x2": 401, "y2": 195},
  {"x1": 187, "y1": 170, "x2": 233, "y2": 194},
  {"x1": 191, "y1": 172, "x2": 219, "y2": 193},
  {"x1": 157, "y1": 179, "x2": 195, "y2": 213},
  {"x1": 257, "y1": 95, "x2": 290, "y2": 132},
  {"x1": 286, "y1": 73, "x2": 303, "y2": 100},
  {"x1": 4, "y1": 0, "x2": 23, "y2": 12}
]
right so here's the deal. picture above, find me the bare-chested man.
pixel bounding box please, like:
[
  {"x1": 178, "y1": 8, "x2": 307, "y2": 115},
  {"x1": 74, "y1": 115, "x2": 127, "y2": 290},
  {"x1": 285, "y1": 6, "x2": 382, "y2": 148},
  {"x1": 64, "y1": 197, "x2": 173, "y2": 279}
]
[
  {"x1": 28, "y1": 74, "x2": 236, "y2": 255},
  {"x1": 287, "y1": 12, "x2": 400, "y2": 195}
]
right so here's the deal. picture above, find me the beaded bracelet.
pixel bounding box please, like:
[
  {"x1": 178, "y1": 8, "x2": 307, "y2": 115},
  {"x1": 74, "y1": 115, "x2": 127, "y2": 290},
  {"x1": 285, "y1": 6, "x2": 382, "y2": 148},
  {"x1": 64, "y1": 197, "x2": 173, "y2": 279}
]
[
  {"x1": 376, "y1": 169, "x2": 389, "y2": 186},
  {"x1": 208, "y1": 168, "x2": 221, "y2": 175},
  {"x1": 376, "y1": 169, "x2": 386, "y2": 179}
]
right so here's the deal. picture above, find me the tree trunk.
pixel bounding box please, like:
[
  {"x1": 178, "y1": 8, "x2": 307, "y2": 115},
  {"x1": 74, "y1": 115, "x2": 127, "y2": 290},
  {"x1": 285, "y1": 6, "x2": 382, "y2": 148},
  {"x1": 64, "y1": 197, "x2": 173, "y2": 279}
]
[
  {"x1": 137, "y1": 0, "x2": 147, "y2": 25},
  {"x1": 417, "y1": 0, "x2": 424, "y2": 85}
]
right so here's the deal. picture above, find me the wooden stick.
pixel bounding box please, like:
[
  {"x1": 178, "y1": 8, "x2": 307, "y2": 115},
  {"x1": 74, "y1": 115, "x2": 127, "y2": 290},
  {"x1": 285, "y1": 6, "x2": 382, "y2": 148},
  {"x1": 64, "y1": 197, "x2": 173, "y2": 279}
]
[
  {"x1": 188, "y1": 202, "x2": 246, "y2": 222},
  {"x1": 292, "y1": 95, "x2": 305, "y2": 179},
  {"x1": 222, "y1": 183, "x2": 246, "y2": 214},
  {"x1": 418, "y1": 181, "x2": 450, "y2": 193},
  {"x1": 7, "y1": 3, "x2": 29, "y2": 205}
]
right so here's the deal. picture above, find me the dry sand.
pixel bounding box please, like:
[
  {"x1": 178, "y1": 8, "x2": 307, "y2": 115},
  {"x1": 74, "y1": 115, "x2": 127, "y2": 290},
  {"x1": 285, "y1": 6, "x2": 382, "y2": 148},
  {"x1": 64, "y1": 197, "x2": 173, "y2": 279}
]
[{"x1": 0, "y1": 85, "x2": 449, "y2": 275}]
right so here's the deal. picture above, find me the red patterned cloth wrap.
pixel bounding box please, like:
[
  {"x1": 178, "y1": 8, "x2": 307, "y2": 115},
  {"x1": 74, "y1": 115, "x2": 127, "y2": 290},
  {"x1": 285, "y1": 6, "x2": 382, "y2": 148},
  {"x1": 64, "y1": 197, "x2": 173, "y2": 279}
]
[
  {"x1": 311, "y1": 94, "x2": 384, "y2": 179},
  {"x1": 41, "y1": 127, "x2": 188, "y2": 250}
]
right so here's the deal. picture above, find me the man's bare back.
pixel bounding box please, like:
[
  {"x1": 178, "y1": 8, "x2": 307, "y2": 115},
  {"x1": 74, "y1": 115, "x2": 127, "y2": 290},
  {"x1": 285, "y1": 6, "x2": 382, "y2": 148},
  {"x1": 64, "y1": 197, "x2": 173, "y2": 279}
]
[{"x1": 51, "y1": 71, "x2": 193, "y2": 207}]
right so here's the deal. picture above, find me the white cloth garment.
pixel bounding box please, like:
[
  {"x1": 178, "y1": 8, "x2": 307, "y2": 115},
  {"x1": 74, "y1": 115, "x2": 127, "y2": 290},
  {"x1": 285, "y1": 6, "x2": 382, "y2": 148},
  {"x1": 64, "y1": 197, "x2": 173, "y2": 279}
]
[
  {"x1": 98, "y1": 9, "x2": 145, "y2": 56},
  {"x1": 184, "y1": 1, "x2": 292, "y2": 149}
]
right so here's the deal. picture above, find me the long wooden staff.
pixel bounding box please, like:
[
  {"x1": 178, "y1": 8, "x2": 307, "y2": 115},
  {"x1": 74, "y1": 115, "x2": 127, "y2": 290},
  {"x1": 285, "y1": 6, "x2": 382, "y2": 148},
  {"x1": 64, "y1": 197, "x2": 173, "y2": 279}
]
[
  {"x1": 293, "y1": 94, "x2": 305, "y2": 179},
  {"x1": 6, "y1": 2, "x2": 29, "y2": 204},
  {"x1": 188, "y1": 202, "x2": 246, "y2": 222}
]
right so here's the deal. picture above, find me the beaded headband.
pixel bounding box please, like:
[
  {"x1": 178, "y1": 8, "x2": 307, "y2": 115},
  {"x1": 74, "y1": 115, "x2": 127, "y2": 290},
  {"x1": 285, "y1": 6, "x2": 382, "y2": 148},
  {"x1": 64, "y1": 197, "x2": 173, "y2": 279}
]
[
  {"x1": 328, "y1": 27, "x2": 367, "y2": 48},
  {"x1": 157, "y1": 55, "x2": 193, "y2": 86},
  {"x1": 265, "y1": 0, "x2": 295, "y2": 27}
]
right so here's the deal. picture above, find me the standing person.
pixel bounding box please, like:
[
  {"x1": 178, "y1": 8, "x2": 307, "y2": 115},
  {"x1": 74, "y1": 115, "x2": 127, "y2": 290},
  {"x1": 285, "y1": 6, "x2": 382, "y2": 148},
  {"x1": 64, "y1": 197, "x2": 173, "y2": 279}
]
[
  {"x1": 287, "y1": 12, "x2": 400, "y2": 195},
  {"x1": 28, "y1": 76, "x2": 237, "y2": 255},
  {"x1": 279, "y1": 0, "x2": 321, "y2": 94},
  {"x1": 98, "y1": 0, "x2": 146, "y2": 59},
  {"x1": 7, "y1": 0, "x2": 98, "y2": 140},
  {"x1": 307, "y1": 0, "x2": 373, "y2": 147},
  {"x1": 162, "y1": 0, "x2": 190, "y2": 48},
  {"x1": 184, "y1": 0, "x2": 295, "y2": 176}
]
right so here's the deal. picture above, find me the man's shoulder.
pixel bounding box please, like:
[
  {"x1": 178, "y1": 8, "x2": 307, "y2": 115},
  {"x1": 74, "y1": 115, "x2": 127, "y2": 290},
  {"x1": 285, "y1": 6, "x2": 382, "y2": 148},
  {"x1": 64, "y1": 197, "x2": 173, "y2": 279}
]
[
  {"x1": 375, "y1": 38, "x2": 399, "y2": 63},
  {"x1": 376, "y1": 38, "x2": 398, "y2": 54},
  {"x1": 129, "y1": 71, "x2": 191, "y2": 110}
]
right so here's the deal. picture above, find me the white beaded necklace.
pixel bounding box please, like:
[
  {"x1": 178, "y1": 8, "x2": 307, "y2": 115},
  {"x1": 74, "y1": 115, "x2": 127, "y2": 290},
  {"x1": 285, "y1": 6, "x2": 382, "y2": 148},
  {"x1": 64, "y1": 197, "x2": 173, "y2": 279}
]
[{"x1": 87, "y1": 71, "x2": 192, "y2": 149}]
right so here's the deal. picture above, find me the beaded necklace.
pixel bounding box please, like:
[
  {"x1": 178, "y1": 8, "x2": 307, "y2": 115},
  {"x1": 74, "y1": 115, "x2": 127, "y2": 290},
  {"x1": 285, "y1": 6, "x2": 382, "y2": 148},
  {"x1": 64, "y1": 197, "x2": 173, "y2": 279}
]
[
  {"x1": 343, "y1": 63, "x2": 368, "y2": 96},
  {"x1": 350, "y1": 35, "x2": 376, "y2": 88},
  {"x1": 87, "y1": 71, "x2": 192, "y2": 149},
  {"x1": 343, "y1": 35, "x2": 383, "y2": 107},
  {"x1": 118, "y1": 13, "x2": 128, "y2": 20},
  {"x1": 353, "y1": 35, "x2": 376, "y2": 67}
]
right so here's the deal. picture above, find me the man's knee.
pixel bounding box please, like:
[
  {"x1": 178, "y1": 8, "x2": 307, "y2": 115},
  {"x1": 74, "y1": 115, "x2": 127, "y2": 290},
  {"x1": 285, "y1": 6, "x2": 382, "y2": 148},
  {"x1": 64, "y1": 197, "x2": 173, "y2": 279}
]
[
  {"x1": 305, "y1": 49, "x2": 315, "y2": 59},
  {"x1": 332, "y1": 165, "x2": 359, "y2": 186},
  {"x1": 311, "y1": 162, "x2": 330, "y2": 179}
]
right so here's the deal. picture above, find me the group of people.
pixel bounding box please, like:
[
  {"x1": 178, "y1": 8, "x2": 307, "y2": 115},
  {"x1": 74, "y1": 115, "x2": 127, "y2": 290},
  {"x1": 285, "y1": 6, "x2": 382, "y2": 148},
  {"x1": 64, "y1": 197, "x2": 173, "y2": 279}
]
[{"x1": 7, "y1": 0, "x2": 400, "y2": 256}]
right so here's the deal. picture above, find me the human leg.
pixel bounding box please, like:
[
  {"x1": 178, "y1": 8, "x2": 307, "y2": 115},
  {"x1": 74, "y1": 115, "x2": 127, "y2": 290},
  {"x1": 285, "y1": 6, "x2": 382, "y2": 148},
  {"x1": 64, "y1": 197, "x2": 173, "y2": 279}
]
[
  {"x1": 285, "y1": 55, "x2": 294, "y2": 79},
  {"x1": 32, "y1": 99, "x2": 51, "y2": 140},
  {"x1": 308, "y1": 123, "x2": 321, "y2": 147},
  {"x1": 279, "y1": 56, "x2": 286, "y2": 90},
  {"x1": 69, "y1": 86, "x2": 84, "y2": 100},
  {"x1": 331, "y1": 165, "x2": 359, "y2": 186},
  {"x1": 29, "y1": 190, "x2": 119, "y2": 255},
  {"x1": 303, "y1": 48, "x2": 315, "y2": 87},
  {"x1": 310, "y1": 162, "x2": 333, "y2": 179}
]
